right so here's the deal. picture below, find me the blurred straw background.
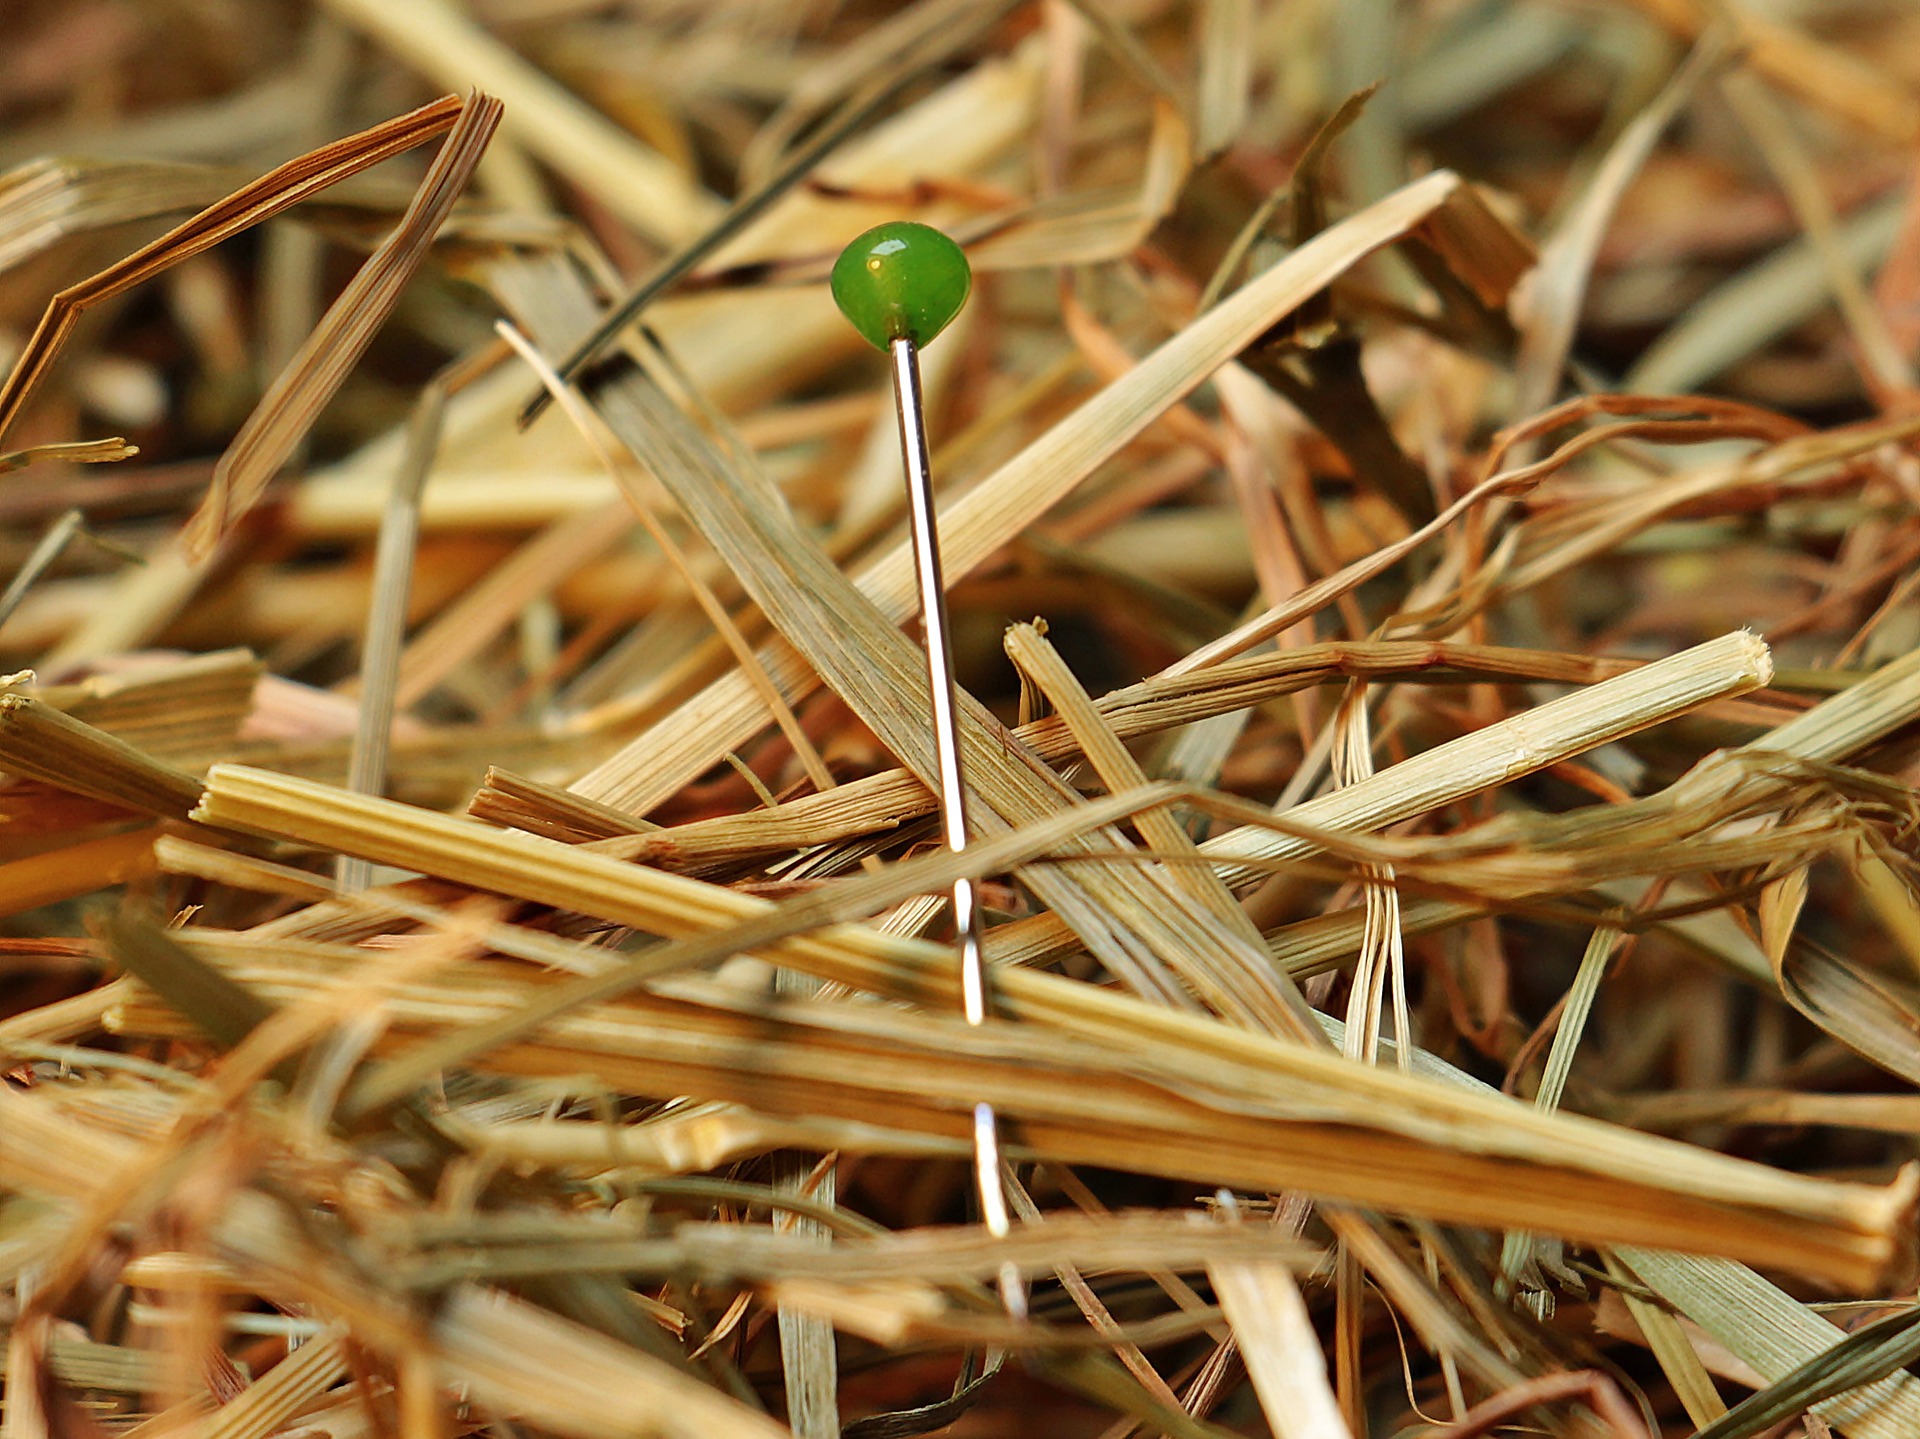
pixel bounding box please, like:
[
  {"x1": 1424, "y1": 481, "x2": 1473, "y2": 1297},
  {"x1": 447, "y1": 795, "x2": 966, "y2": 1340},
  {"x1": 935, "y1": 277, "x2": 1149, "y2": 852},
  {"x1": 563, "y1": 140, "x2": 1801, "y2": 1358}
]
[{"x1": 6, "y1": 1, "x2": 1920, "y2": 1435}]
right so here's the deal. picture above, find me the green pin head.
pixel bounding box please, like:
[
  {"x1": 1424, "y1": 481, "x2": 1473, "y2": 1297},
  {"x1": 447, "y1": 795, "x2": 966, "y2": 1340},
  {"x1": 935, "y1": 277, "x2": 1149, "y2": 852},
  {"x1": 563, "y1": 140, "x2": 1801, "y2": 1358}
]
[{"x1": 830, "y1": 221, "x2": 971, "y2": 351}]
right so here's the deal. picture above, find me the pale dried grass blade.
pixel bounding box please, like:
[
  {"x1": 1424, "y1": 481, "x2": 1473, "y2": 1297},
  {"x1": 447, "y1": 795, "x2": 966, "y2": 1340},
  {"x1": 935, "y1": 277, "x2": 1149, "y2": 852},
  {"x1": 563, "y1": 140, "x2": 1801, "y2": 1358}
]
[
  {"x1": 0, "y1": 438, "x2": 137, "y2": 475},
  {"x1": 1617, "y1": 1250, "x2": 1920, "y2": 1438},
  {"x1": 1211, "y1": 1246, "x2": 1354, "y2": 1439},
  {"x1": 396, "y1": 1213, "x2": 1315, "y2": 1290},
  {"x1": 965, "y1": 97, "x2": 1192, "y2": 271},
  {"x1": 429, "y1": 1285, "x2": 796, "y2": 1439},
  {"x1": 20, "y1": 649, "x2": 262, "y2": 750},
  {"x1": 0, "y1": 510, "x2": 89, "y2": 634},
  {"x1": 1193, "y1": 0, "x2": 1252, "y2": 159},
  {"x1": 1003, "y1": 621, "x2": 1253, "y2": 940},
  {"x1": 494, "y1": 319, "x2": 835, "y2": 795},
  {"x1": 1602, "y1": 1253, "x2": 1728, "y2": 1429},
  {"x1": 0, "y1": 696, "x2": 202, "y2": 817},
  {"x1": 1330, "y1": 683, "x2": 1404, "y2": 1071},
  {"x1": 0, "y1": 94, "x2": 463, "y2": 447},
  {"x1": 338, "y1": 344, "x2": 505, "y2": 889},
  {"x1": 1720, "y1": 69, "x2": 1914, "y2": 399},
  {"x1": 389, "y1": 498, "x2": 634, "y2": 708},
  {"x1": 0, "y1": 976, "x2": 137, "y2": 1048},
  {"x1": 184, "y1": 93, "x2": 503, "y2": 556},
  {"x1": 0, "y1": 157, "x2": 248, "y2": 273},
  {"x1": 531, "y1": 0, "x2": 1025, "y2": 405},
  {"x1": 0, "y1": 832, "x2": 160, "y2": 922},
  {"x1": 1497, "y1": 922, "x2": 1622, "y2": 1295},
  {"x1": 41, "y1": 539, "x2": 209, "y2": 669},
  {"x1": 200, "y1": 1333, "x2": 349, "y2": 1439},
  {"x1": 1621, "y1": 0, "x2": 1920, "y2": 141},
  {"x1": 318, "y1": 0, "x2": 719, "y2": 244},
  {"x1": 1510, "y1": 36, "x2": 1723, "y2": 424},
  {"x1": 1627, "y1": 198, "x2": 1905, "y2": 395}
]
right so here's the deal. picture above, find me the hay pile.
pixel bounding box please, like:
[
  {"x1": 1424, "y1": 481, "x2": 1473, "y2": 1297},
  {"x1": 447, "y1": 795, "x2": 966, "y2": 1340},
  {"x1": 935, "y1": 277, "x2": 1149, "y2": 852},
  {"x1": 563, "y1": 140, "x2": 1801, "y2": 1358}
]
[{"x1": 5, "y1": 2, "x2": 1920, "y2": 1435}]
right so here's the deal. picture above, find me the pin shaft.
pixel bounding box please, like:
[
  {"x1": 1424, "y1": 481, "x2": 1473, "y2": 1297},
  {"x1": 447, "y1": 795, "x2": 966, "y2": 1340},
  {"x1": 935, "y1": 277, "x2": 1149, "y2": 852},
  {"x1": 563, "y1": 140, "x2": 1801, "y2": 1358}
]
[{"x1": 888, "y1": 337, "x2": 1023, "y2": 1319}]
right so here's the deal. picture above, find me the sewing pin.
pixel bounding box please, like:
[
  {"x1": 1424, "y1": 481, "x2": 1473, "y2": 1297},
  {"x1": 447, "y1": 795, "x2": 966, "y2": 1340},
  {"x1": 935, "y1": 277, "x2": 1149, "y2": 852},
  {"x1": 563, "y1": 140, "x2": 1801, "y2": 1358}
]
[{"x1": 831, "y1": 221, "x2": 1024, "y2": 1320}]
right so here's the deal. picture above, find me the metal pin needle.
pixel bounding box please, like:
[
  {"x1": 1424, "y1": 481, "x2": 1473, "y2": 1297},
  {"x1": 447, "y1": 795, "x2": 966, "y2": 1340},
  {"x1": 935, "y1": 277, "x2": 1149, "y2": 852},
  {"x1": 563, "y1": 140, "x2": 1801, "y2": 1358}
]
[{"x1": 888, "y1": 334, "x2": 1026, "y2": 1322}]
